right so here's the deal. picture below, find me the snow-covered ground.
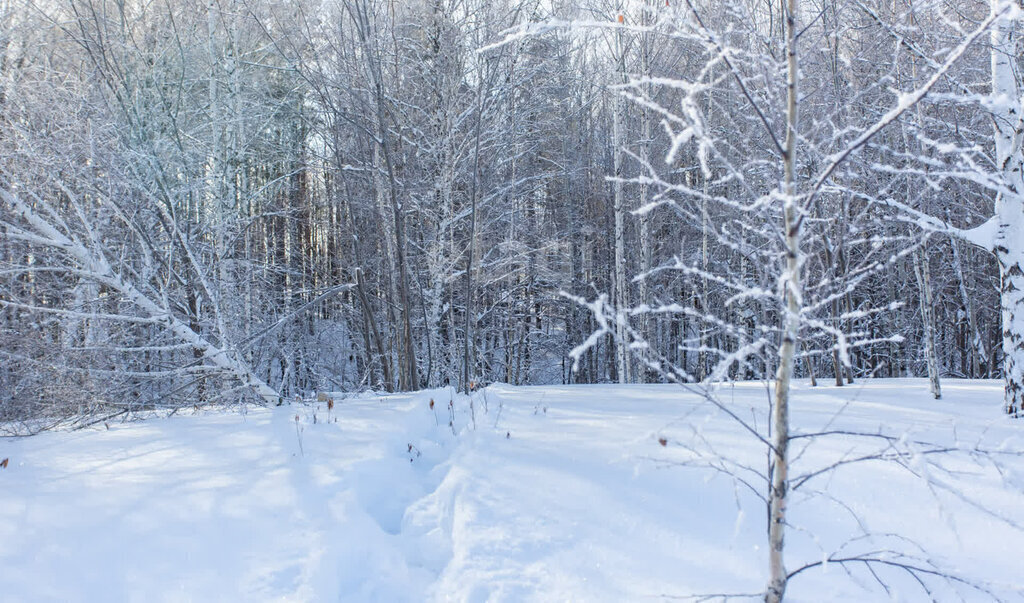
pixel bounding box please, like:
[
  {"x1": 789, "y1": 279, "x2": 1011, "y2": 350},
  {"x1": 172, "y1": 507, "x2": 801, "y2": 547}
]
[{"x1": 2, "y1": 380, "x2": 1023, "y2": 602}]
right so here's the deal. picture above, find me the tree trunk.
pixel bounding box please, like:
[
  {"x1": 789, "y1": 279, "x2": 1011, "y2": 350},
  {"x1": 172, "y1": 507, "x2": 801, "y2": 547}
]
[
  {"x1": 463, "y1": 60, "x2": 484, "y2": 394},
  {"x1": 802, "y1": 342, "x2": 817, "y2": 387},
  {"x1": 636, "y1": 0, "x2": 653, "y2": 383},
  {"x1": 767, "y1": 0, "x2": 799, "y2": 600},
  {"x1": 612, "y1": 18, "x2": 631, "y2": 385},
  {"x1": 350, "y1": 0, "x2": 419, "y2": 391},
  {"x1": 912, "y1": 248, "x2": 942, "y2": 399},
  {"x1": 950, "y1": 237, "x2": 984, "y2": 377},
  {"x1": 990, "y1": 2, "x2": 1024, "y2": 416}
]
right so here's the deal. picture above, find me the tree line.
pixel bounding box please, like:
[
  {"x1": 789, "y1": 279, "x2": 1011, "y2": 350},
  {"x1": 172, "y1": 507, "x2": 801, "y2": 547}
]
[{"x1": 0, "y1": 0, "x2": 1018, "y2": 423}]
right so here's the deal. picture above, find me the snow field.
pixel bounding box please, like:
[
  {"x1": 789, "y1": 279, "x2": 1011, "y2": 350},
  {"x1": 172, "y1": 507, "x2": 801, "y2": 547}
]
[{"x1": 1, "y1": 380, "x2": 1022, "y2": 602}]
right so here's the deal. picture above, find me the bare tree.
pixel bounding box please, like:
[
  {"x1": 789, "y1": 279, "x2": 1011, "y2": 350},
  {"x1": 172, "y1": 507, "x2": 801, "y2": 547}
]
[{"x1": 553, "y1": 0, "x2": 1008, "y2": 598}]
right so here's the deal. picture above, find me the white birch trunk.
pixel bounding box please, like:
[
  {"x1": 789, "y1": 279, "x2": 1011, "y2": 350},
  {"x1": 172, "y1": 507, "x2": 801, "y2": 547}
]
[
  {"x1": 464, "y1": 66, "x2": 484, "y2": 394},
  {"x1": 698, "y1": 67, "x2": 714, "y2": 382},
  {"x1": 636, "y1": 0, "x2": 653, "y2": 384},
  {"x1": 991, "y1": 2, "x2": 1024, "y2": 416},
  {"x1": 206, "y1": 1, "x2": 230, "y2": 348},
  {"x1": 612, "y1": 18, "x2": 631, "y2": 385},
  {"x1": 912, "y1": 249, "x2": 942, "y2": 399},
  {"x1": 898, "y1": 47, "x2": 942, "y2": 400},
  {"x1": 767, "y1": 0, "x2": 800, "y2": 599}
]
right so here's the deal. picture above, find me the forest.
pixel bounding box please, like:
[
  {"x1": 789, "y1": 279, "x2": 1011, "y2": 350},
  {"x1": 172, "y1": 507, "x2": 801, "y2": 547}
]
[
  {"x1": 6, "y1": 2, "x2": 1024, "y2": 600},
  {"x1": 0, "y1": 0, "x2": 1021, "y2": 420}
]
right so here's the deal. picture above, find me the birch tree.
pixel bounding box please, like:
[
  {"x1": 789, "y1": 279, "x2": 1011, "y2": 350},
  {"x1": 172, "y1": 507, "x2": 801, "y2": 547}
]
[
  {"x1": 876, "y1": 0, "x2": 1024, "y2": 416},
  {"x1": 985, "y1": 0, "x2": 1024, "y2": 416},
  {"x1": 549, "y1": 0, "x2": 1007, "y2": 597}
]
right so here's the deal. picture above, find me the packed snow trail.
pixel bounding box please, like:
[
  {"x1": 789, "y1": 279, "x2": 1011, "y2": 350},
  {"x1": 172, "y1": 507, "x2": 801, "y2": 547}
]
[
  {"x1": 2, "y1": 381, "x2": 1023, "y2": 601},
  {"x1": 0, "y1": 389, "x2": 461, "y2": 602}
]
